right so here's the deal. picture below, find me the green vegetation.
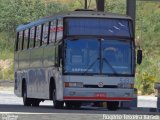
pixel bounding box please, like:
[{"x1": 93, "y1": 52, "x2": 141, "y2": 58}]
[
  {"x1": 136, "y1": 2, "x2": 160, "y2": 95},
  {"x1": 0, "y1": 0, "x2": 68, "y2": 80},
  {"x1": 0, "y1": 0, "x2": 159, "y2": 94},
  {"x1": 101, "y1": 0, "x2": 160, "y2": 95}
]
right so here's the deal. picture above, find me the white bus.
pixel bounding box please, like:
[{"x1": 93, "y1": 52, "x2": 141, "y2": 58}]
[{"x1": 14, "y1": 10, "x2": 142, "y2": 110}]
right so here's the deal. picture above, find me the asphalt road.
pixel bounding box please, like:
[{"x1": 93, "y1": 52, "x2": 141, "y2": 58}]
[{"x1": 0, "y1": 91, "x2": 159, "y2": 120}]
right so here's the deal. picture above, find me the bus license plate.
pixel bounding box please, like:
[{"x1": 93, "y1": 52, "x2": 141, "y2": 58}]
[{"x1": 95, "y1": 93, "x2": 106, "y2": 97}]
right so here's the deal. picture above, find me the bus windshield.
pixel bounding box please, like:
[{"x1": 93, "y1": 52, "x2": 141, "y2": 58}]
[
  {"x1": 65, "y1": 18, "x2": 132, "y2": 37},
  {"x1": 64, "y1": 39, "x2": 133, "y2": 75}
]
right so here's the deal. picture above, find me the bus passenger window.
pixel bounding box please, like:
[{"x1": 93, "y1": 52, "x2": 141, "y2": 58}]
[
  {"x1": 57, "y1": 19, "x2": 63, "y2": 41},
  {"x1": 27, "y1": 29, "x2": 30, "y2": 49},
  {"x1": 49, "y1": 20, "x2": 56, "y2": 43},
  {"x1": 18, "y1": 31, "x2": 23, "y2": 51},
  {"x1": 15, "y1": 32, "x2": 19, "y2": 51},
  {"x1": 29, "y1": 27, "x2": 35, "y2": 48},
  {"x1": 23, "y1": 29, "x2": 29, "y2": 50},
  {"x1": 42, "y1": 23, "x2": 49, "y2": 45},
  {"x1": 35, "y1": 25, "x2": 42, "y2": 47}
]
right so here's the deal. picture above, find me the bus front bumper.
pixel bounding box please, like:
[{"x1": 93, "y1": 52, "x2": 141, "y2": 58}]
[{"x1": 63, "y1": 88, "x2": 135, "y2": 101}]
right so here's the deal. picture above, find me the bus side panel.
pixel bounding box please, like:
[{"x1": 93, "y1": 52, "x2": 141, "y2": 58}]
[
  {"x1": 26, "y1": 67, "x2": 63, "y2": 100},
  {"x1": 15, "y1": 44, "x2": 64, "y2": 100},
  {"x1": 15, "y1": 50, "x2": 29, "y2": 97},
  {"x1": 52, "y1": 68, "x2": 64, "y2": 101},
  {"x1": 14, "y1": 71, "x2": 28, "y2": 98},
  {"x1": 14, "y1": 52, "x2": 19, "y2": 72},
  {"x1": 19, "y1": 50, "x2": 30, "y2": 69},
  {"x1": 43, "y1": 45, "x2": 64, "y2": 101},
  {"x1": 43, "y1": 44, "x2": 55, "y2": 67},
  {"x1": 30, "y1": 47, "x2": 43, "y2": 68},
  {"x1": 27, "y1": 68, "x2": 48, "y2": 99},
  {"x1": 26, "y1": 67, "x2": 64, "y2": 100},
  {"x1": 27, "y1": 47, "x2": 47, "y2": 99},
  {"x1": 14, "y1": 52, "x2": 21, "y2": 97},
  {"x1": 14, "y1": 71, "x2": 23, "y2": 97}
]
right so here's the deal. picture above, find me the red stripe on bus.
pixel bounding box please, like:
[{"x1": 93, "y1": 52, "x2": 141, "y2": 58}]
[
  {"x1": 50, "y1": 26, "x2": 63, "y2": 32},
  {"x1": 64, "y1": 96, "x2": 133, "y2": 101}
]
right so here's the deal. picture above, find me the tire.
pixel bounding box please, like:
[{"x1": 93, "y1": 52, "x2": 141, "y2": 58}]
[
  {"x1": 65, "y1": 102, "x2": 73, "y2": 109},
  {"x1": 65, "y1": 101, "x2": 81, "y2": 109},
  {"x1": 31, "y1": 99, "x2": 40, "y2": 107},
  {"x1": 107, "y1": 101, "x2": 119, "y2": 111},
  {"x1": 73, "y1": 102, "x2": 81, "y2": 109},
  {"x1": 52, "y1": 88, "x2": 63, "y2": 109},
  {"x1": 23, "y1": 82, "x2": 31, "y2": 106}
]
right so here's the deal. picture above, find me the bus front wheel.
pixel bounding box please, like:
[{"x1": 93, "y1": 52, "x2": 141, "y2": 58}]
[
  {"x1": 107, "y1": 101, "x2": 119, "y2": 111},
  {"x1": 23, "y1": 83, "x2": 31, "y2": 106},
  {"x1": 32, "y1": 99, "x2": 40, "y2": 107},
  {"x1": 52, "y1": 88, "x2": 64, "y2": 109}
]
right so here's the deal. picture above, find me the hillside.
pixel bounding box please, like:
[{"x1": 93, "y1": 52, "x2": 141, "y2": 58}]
[{"x1": 0, "y1": 0, "x2": 159, "y2": 94}]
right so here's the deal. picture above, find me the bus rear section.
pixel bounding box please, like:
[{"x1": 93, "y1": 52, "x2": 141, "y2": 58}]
[{"x1": 62, "y1": 17, "x2": 136, "y2": 110}]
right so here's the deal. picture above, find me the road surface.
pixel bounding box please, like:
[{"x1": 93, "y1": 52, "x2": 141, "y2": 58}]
[{"x1": 0, "y1": 91, "x2": 159, "y2": 120}]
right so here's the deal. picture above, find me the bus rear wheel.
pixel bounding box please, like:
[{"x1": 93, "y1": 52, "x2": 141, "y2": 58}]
[
  {"x1": 32, "y1": 99, "x2": 40, "y2": 107},
  {"x1": 23, "y1": 83, "x2": 31, "y2": 106},
  {"x1": 52, "y1": 88, "x2": 63, "y2": 109},
  {"x1": 107, "y1": 101, "x2": 119, "y2": 111}
]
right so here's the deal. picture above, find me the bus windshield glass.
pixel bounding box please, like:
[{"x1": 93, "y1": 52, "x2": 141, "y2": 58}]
[
  {"x1": 65, "y1": 18, "x2": 132, "y2": 37},
  {"x1": 64, "y1": 39, "x2": 133, "y2": 75}
]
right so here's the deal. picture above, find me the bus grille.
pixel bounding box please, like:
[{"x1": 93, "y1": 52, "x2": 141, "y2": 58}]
[{"x1": 83, "y1": 85, "x2": 118, "y2": 88}]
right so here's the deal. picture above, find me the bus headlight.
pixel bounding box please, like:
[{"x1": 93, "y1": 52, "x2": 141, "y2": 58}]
[
  {"x1": 64, "y1": 82, "x2": 83, "y2": 88},
  {"x1": 118, "y1": 83, "x2": 134, "y2": 89}
]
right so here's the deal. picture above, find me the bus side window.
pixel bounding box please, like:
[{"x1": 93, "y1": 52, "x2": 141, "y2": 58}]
[
  {"x1": 27, "y1": 29, "x2": 30, "y2": 49},
  {"x1": 40, "y1": 24, "x2": 43, "y2": 46},
  {"x1": 18, "y1": 31, "x2": 23, "y2": 51},
  {"x1": 35, "y1": 25, "x2": 42, "y2": 47},
  {"x1": 42, "y1": 23, "x2": 49, "y2": 45},
  {"x1": 49, "y1": 20, "x2": 56, "y2": 44},
  {"x1": 29, "y1": 27, "x2": 35, "y2": 48},
  {"x1": 21, "y1": 30, "x2": 25, "y2": 50},
  {"x1": 57, "y1": 19, "x2": 63, "y2": 41},
  {"x1": 23, "y1": 29, "x2": 29, "y2": 50},
  {"x1": 15, "y1": 32, "x2": 19, "y2": 51}
]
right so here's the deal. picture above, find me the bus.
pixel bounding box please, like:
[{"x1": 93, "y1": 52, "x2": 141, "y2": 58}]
[{"x1": 14, "y1": 10, "x2": 142, "y2": 110}]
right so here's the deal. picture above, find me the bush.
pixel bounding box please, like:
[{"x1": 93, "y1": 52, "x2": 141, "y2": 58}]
[
  {"x1": 136, "y1": 71, "x2": 156, "y2": 95},
  {"x1": 0, "y1": 60, "x2": 14, "y2": 80}
]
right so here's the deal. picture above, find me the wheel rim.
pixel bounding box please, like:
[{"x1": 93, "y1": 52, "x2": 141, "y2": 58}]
[
  {"x1": 23, "y1": 87, "x2": 27, "y2": 103},
  {"x1": 53, "y1": 89, "x2": 56, "y2": 104}
]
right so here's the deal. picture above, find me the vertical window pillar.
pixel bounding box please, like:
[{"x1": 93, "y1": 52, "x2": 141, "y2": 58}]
[{"x1": 126, "y1": 0, "x2": 136, "y2": 37}]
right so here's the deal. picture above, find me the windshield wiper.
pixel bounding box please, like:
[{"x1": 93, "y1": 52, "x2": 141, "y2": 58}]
[
  {"x1": 102, "y1": 58, "x2": 118, "y2": 74},
  {"x1": 82, "y1": 57, "x2": 100, "y2": 75}
]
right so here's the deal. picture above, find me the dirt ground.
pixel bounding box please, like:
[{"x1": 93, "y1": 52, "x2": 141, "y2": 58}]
[{"x1": 0, "y1": 80, "x2": 14, "y2": 91}]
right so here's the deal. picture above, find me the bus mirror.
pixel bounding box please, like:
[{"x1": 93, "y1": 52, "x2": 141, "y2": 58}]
[{"x1": 137, "y1": 49, "x2": 142, "y2": 65}]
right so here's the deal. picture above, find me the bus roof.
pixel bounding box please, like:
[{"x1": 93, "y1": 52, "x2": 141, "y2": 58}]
[{"x1": 16, "y1": 11, "x2": 132, "y2": 32}]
